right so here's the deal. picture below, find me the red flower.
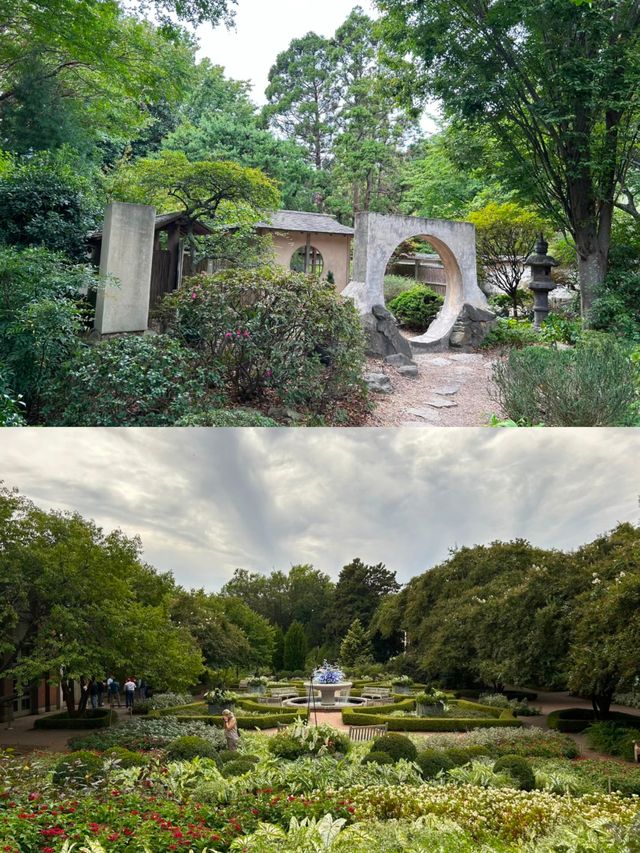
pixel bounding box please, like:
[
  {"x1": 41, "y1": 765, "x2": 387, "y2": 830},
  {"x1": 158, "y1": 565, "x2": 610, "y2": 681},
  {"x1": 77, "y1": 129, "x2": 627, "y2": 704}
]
[
  {"x1": 107, "y1": 833, "x2": 120, "y2": 842},
  {"x1": 42, "y1": 848, "x2": 55, "y2": 853}
]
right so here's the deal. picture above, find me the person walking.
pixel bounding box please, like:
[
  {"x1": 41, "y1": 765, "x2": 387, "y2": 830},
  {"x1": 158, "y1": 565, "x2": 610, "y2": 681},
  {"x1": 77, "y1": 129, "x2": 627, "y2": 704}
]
[
  {"x1": 96, "y1": 678, "x2": 105, "y2": 707},
  {"x1": 221, "y1": 709, "x2": 240, "y2": 752},
  {"x1": 109, "y1": 677, "x2": 121, "y2": 708},
  {"x1": 124, "y1": 676, "x2": 136, "y2": 710},
  {"x1": 89, "y1": 678, "x2": 99, "y2": 710}
]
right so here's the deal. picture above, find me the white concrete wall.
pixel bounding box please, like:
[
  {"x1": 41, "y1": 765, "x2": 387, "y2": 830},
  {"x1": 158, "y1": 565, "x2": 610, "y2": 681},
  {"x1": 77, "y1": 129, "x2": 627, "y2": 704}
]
[{"x1": 94, "y1": 203, "x2": 156, "y2": 334}]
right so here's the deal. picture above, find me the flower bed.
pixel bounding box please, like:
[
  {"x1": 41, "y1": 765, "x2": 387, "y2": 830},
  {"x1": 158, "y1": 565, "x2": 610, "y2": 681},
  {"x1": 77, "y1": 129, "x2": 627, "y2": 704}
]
[{"x1": 154, "y1": 700, "x2": 308, "y2": 729}]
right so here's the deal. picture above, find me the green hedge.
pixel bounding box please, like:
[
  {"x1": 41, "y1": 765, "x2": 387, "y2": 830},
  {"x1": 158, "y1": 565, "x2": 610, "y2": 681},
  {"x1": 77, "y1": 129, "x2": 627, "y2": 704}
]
[
  {"x1": 342, "y1": 707, "x2": 520, "y2": 732},
  {"x1": 170, "y1": 712, "x2": 308, "y2": 730},
  {"x1": 548, "y1": 708, "x2": 640, "y2": 734},
  {"x1": 33, "y1": 709, "x2": 117, "y2": 730}
]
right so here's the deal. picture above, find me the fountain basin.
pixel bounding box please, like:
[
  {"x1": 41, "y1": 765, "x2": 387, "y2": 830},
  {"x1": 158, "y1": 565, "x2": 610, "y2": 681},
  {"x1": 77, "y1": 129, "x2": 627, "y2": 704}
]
[{"x1": 283, "y1": 693, "x2": 369, "y2": 711}]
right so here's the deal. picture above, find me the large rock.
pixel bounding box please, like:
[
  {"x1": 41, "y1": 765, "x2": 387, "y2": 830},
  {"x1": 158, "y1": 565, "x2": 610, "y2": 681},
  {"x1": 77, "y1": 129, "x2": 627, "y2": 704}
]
[
  {"x1": 361, "y1": 304, "x2": 413, "y2": 359},
  {"x1": 448, "y1": 304, "x2": 496, "y2": 349},
  {"x1": 364, "y1": 372, "x2": 393, "y2": 394}
]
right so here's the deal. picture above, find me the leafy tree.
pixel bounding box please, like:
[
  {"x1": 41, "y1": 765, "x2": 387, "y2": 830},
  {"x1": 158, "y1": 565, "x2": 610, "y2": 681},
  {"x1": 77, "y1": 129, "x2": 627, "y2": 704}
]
[
  {"x1": 467, "y1": 203, "x2": 546, "y2": 317},
  {"x1": 378, "y1": 0, "x2": 640, "y2": 315},
  {"x1": 220, "y1": 597, "x2": 275, "y2": 670},
  {"x1": 108, "y1": 151, "x2": 280, "y2": 261},
  {"x1": 283, "y1": 621, "x2": 308, "y2": 672},
  {"x1": 339, "y1": 618, "x2": 373, "y2": 668},
  {"x1": 567, "y1": 524, "x2": 640, "y2": 717},
  {"x1": 0, "y1": 247, "x2": 97, "y2": 423},
  {"x1": 272, "y1": 626, "x2": 285, "y2": 671},
  {"x1": 263, "y1": 33, "x2": 339, "y2": 170},
  {"x1": 0, "y1": 153, "x2": 100, "y2": 260},
  {"x1": 0, "y1": 486, "x2": 203, "y2": 713},
  {"x1": 328, "y1": 558, "x2": 401, "y2": 646}
]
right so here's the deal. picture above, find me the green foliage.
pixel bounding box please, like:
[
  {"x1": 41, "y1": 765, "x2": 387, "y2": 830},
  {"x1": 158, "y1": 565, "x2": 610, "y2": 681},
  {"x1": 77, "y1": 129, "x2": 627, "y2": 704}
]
[
  {"x1": 387, "y1": 285, "x2": 444, "y2": 331},
  {"x1": 586, "y1": 722, "x2": 640, "y2": 762},
  {"x1": 159, "y1": 268, "x2": 366, "y2": 418},
  {"x1": 0, "y1": 246, "x2": 96, "y2": 422},
  {"x1": 52, "y1": 751, "x2": 104, "y2": 786},
  {"x1": 33, "y1": 710, "x2": 117, "y2": 730},
  {"x1": 362, "y1": 751, "x2": 394, "y2": 766},
  {"x1": 442, "y1": 747, "x2": 489, "y2": 766},
  {"x1": 0, "y1": 154, "x2": 97, "y2": 261},
  {"x1": 481, "y1": 318, "x2": 540, "y2": 349},
  {"x1": 283, "y1": 621, "x2": 308, "y2": 672},
  {"x1": 339, "y1": 618, "x2": 373, "y2": 668},
  {"x1": 108, "y1": 150, "x2": 280, "y2": 225},
  {"x1": 46, "y1": 334, "x2": 210, "y2": 427},
  {"x1": 267, "y1": 733, "x2": 306, "y2": 761},
  {"x1": 166, "y1": 735, "x2": 220, "y2": 762},
  {"x1": 174, "y1": 408, "x2": 278, "y2": 427},
  {"x1": 220, "y1": 758, "x2": 257, "y2": 778},
  {"x1": 371, "y1": 733, "x2": 418, "y2": 763},
  {"x1": 493, "y1": 755, "x2": 536, "y2": 791},
  {"x1": 104, "y1": 747, "x2": 149, "y2": 768},
  {"x1": 467, "y1": 203, "x2": 546, "y2": 316},
  {"x1": 415, "y1": 749, "x2": 455, "y2": 779},
  {"x1": 492, "y1": 338, "x2": 638, "y2": 426},
  {"x1": 383, "y1": 274, "x2": 415, "y2": 303},
  {"x1": 268, "y1": 722, "x2": 351, "y2": 760}
]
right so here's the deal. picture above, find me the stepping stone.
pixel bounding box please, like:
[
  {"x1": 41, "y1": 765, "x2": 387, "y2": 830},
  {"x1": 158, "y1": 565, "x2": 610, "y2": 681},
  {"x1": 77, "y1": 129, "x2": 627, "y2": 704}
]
[
  {"x1": 449, "y1": 353, "x2": 481, "y2": 362},
  {"x1": 384, "y1": 353, "x2": 416, "y2": 367},
  {"x1": 427, "y1": 357, "x2": 451, "y2": 366},
  {"x1": 425, "y1": 396, "x2": 458, "y2": 409},
  {"x1": 451, "y1": 365, "x2": 474, "y2": 374},
  {"x1": 397, "y1": 364, "x2": 419, "y2": 377},
  {"x1": 405, "y1": 408, "x2": 442, "y2": 423},
  {"x1": 433, "y1": 383, "x2": 460, "y2": 396}
]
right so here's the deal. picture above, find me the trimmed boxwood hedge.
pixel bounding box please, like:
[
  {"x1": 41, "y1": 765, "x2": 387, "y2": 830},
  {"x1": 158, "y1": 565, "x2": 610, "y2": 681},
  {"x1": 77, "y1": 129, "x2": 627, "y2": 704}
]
[
  {"x1": 454, "y1": 688, "x2": 538, "y2": 702},
  {"x1": 547, "y1": 708, "x2": 640, "y2": 733},
  {"x1": 342, "y1": 700, "x2": 520, "y2": 731},
  {"x1": 33, "y1": 709, "x2": 117, "y2": 730}
]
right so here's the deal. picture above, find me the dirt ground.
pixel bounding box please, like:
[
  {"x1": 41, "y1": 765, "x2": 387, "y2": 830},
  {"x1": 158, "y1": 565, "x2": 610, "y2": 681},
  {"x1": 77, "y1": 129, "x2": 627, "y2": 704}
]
[{"x1": 364, "y1": 350, "x2": 498, "y2": 427}]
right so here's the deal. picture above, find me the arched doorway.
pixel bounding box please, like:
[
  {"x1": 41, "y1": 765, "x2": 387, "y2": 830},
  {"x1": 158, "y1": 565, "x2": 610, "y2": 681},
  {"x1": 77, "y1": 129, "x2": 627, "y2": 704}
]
[{"x1": 343, "y1": 212, "x2": 489, "y2": 349}]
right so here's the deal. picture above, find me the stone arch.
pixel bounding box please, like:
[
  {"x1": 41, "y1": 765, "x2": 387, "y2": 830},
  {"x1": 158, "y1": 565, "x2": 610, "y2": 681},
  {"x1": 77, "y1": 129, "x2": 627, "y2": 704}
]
[{"x1": 343, "y1": 212, "x2": 490, "y2": 350}]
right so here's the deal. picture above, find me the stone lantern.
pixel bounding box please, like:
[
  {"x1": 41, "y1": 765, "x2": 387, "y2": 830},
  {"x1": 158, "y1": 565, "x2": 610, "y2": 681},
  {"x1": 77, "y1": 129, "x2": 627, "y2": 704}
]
[{"x1": 525, "y1": 235, "x2": 558, "y2": 329}]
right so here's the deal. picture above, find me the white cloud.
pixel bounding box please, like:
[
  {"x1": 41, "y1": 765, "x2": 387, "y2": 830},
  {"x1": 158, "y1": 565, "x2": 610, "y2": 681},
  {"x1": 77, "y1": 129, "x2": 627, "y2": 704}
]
[{"x1": 0, "y1": 428, "x2": 637, "y2": 590}]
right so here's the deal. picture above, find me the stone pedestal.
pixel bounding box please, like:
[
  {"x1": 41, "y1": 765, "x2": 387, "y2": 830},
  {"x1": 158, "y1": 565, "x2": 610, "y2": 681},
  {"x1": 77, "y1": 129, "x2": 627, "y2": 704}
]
[
  {"x1": 305, "y1": 681, "x2": 353, "y2": 708},
  {"x1": 94, "y1": 203, "x2": 156, "y2": 335}
]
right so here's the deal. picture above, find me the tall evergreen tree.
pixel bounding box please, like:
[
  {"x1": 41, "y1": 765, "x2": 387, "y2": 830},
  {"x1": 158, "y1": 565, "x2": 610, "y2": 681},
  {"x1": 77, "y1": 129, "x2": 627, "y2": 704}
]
[
  {"x1": 339, "y1": 618, "x2": 373, "y2": 668},
  {"x1": 283, "y1": 621, "x2": 308, "y2": 672}
]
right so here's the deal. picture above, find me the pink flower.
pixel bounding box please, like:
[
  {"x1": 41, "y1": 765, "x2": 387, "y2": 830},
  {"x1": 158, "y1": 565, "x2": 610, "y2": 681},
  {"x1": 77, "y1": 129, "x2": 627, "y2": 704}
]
[
  {"x1": 191, "y1": 292, "x2": 197, "y2": 300},
  {"x1": 224, "y1": 332, "x2": 233, "y2": 339}
]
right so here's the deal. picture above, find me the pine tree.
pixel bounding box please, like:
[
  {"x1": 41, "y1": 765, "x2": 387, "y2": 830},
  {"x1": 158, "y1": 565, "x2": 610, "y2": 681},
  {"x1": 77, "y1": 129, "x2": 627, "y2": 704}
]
[
  {"x1": 283, "y1": 621, "x2": 308, "y2": 672},
  {"x1": 272, "y1": 626, "x2": 285, "y2": 671},
  {"x1": 339, "y1": 618, "x2": 373, "y2": 668}
]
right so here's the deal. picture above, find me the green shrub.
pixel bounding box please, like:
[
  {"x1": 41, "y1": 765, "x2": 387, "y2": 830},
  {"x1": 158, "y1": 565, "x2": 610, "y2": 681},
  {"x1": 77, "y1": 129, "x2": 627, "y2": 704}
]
[
  {"x1": 384, "y1": 274, "x2": 415, "y2": 303},
  {"x1": 33, "y1": 709, "x2": 116, "y2": 730},
  {"x1": 174, "y1": 408, "x2": 278, "y2": 427},
  {"x1": 481, "y1": 318, "x2": 540, "y2": 349},
  {"x1": 52, "y1": 750, "x2": 103, "y2": 786},
  {"x1": 387, "y1": 285, "x2": 444, "y2": 331},
  {"x1": 371, "y1": 733, "x2": 418, "y2": 763},
  {"x1": 362, "y1": 751, "x2": 394, "y2": 766},
  {"x1": 416, "y1": 749, "x2": 455, "y2": 779},
  {"x1": 158, "y1": 268, "x2": 366, "y2": 418},
  {"x1": 443, "y1": 747, "x2": 488, "y2": 766},
  {"x1": 493, "y1": 755, "x2": 536, "y2": 791},
  {"x1": 267, "y1": 733, "x2": 306, "y2": 760},
  {"x1": 586, "y1": 721, "x2": 640, "y2": 761},
  {"x1": 492, "y1": 337, "x2": 638, "y2": 426},
  {"x1": 220, "y1": 758, "x2": 257, "y2": 777},
  {"x1": 165, "y1": 735, "x2": 220, "y2": 761},
  {"x1": 46, "y1": 334, "x2": 212, "y2": 426},
  {"x1": 104, "y1": 747, "x2": 148, "y2": 768}
]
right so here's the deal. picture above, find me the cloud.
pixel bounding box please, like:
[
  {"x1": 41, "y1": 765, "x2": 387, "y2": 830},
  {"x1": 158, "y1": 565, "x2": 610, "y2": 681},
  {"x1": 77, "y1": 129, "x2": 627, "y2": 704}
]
[{"x1": 0, "y1": 428, "x2": 637, "y2": 588}]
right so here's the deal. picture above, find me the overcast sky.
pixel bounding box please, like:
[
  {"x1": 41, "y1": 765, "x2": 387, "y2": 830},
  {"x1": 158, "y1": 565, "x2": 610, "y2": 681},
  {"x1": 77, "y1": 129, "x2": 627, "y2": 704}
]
[
  {"x1": 197, "y1": 0, "x2": 378, "y2": 103},
  {"x1": 0, "y1": 428, "x2": 637, "y2": 591}
]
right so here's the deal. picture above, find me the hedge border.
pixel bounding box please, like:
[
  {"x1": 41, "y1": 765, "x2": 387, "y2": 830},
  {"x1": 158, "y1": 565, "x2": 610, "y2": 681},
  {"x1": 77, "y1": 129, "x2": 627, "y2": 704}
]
[
  {"x1": 33, "y1": 709, "x2": 117, "y2": 730},
  {"x1": 548, "y1": 708, "x2": 640, "y2": 734},
  {"x1": 342, "y1": 703, "x2": 521, "y2": 732},
  {"x1": 154, "y1": 701, "x2": 308, "y2": 730}
]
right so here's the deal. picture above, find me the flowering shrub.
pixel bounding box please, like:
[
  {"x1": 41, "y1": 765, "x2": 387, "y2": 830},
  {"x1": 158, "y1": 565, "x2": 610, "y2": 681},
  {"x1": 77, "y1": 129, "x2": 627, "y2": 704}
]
[
  {"x1": 312, "y1": 661, "x2": 346, "y2": 685},
  {"x1": 158, "y1": 268, "x2": 366, "y2": 421},
  {"x1": 421, "y1": 726, "x2": 579, "y2": 759},
  {"x1": 205, "y1": 689, "x2": 237, "y2": 705},
  {"x1": 69, "y1": 717, "x2": 226, "y2": 752},
  {"x1": 146, "y1": 692, "x2": 193, "y2": 710}
]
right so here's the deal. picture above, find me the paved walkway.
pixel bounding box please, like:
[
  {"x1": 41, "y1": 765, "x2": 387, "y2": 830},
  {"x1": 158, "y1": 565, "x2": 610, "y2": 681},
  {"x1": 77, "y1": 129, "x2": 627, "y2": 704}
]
[{"x1": 0, "y1": 705, "x2": 133, "y2": 754}]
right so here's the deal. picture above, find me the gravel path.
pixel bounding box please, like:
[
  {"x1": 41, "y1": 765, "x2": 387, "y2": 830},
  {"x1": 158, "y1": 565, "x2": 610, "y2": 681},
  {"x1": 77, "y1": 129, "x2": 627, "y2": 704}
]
[{"x1": 364, "y1": 351, "x2": 498, "y2": 427}]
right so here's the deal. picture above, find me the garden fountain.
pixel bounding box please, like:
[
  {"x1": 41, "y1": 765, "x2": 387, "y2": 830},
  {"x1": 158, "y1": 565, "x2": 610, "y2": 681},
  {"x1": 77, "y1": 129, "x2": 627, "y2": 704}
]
[{"x1": 282, "y1": 661, "x2": 368, "y2": 711}]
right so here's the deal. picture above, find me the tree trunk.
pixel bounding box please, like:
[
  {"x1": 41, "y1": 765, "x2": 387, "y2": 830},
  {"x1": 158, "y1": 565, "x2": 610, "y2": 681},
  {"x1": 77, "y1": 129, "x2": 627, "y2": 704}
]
[
  {"x1": 511, "y1": 289, "x2": 519, "y2": 319},
  {"x1": 576, "y1": 249, "x2": 608, "y2": 319},
  {"x1": 592, "y1": 691, "x2": 613, "y2": 719},
  {"x1": 61, "y1": 678, "x2": 76, "y2": 715}
]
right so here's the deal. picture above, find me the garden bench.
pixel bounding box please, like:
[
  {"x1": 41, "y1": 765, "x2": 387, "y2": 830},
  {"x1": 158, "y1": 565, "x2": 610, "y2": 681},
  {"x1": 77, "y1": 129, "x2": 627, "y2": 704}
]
[
  {"x1": 269, "y1": 689, "x2": 298, "y2": 700},
  {"x1": 362, "y1": 688, "x2": 391, "y2": 699},
  {"x1": 634, "y1": 741, "x2": 639, "y2": 763},
  {"x1": 277, "y1": 722, "x2": 289, "y2": 731},
  {"x1": 348, "y1": 724, "x2": 388, "y2": 742}
]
